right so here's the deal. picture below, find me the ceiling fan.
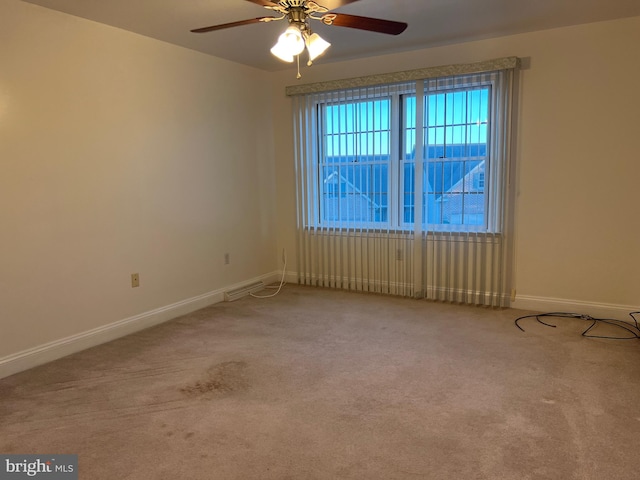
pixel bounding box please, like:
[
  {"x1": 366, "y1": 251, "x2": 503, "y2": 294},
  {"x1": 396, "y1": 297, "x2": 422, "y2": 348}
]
[{"x1": 190, "y1": 0, "x2": 408, "y2": 77}]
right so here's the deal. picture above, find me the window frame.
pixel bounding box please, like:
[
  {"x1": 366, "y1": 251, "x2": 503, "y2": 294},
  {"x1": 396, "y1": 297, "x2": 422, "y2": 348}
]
[{"x1": 311, "y1": 72, "x2": 503, "y2": 234}]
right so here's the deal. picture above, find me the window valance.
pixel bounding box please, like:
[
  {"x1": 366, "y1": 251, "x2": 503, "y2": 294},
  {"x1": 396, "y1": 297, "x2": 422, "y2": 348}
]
[{"x1": 285, "y1": 56, "x2": 520, "y2": 96}]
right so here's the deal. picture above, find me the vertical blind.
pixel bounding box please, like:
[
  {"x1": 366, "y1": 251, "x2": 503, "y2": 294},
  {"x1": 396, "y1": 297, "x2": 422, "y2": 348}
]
[{"x1": 290, "y1": 59, "x2": 518, "y2": 307}]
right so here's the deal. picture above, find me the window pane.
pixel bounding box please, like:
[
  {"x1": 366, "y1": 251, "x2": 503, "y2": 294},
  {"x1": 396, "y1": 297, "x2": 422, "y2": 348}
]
[
  {"x1": 422, "y1": 86, "x2": 489, "y2": 228},
  {"x1": 402, "y1": 95, "x2": 416, "y2": 224},
  {"x1": 403, "y1": 162, "x2": 415, "y2": 223},
  {"x1": 429, "y1": 93, "x2": 446, "y2": 126},
  {"x1": 447, "y1": 91, "x2": 466, "y2": 125},
  {"x1": 321, "y1": 99, "x2": 391, "y2": 224}
]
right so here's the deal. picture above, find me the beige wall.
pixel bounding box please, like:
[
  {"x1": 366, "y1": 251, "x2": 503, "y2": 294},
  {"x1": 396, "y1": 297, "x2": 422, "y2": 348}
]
[
  {"x1": 0, "y1": 0, "x2": 277, "y2": 360},
  {"x1": 270, "y1": 16, "x2": 640, "y2": 314},
  {"x1": 2, "y1": 0, "x2": 638, "y2": 370}
]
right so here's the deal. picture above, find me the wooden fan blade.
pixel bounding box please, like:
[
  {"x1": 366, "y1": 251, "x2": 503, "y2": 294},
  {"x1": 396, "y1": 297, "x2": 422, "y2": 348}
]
[
  {"x1": 244, "y1": 0, "x2": 279, "y2": 6},
  {"x1": 191, "y1": 17, "x2": 276, "y2": 33},
  {"x1": 316, "y1": 0, "x2": 361, "y2": 9},
  {"x1": 325, "y1": 13, "x2": 407, "y2": 35}
]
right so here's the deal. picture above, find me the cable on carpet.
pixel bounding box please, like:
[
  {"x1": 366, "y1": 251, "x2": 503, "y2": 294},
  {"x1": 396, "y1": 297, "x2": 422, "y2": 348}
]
[
  {"x1": 514, "y1": 311, "x2": 640, "y2": 340},
  {"x1": 250, "y1": 249, "x2": 287, "y2": 299}
]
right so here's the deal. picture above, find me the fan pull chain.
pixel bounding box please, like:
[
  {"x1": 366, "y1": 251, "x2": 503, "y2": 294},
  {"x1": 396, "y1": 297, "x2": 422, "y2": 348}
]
[{"x1": 296, "y1": 54, "x2": 301, "y2": 79}]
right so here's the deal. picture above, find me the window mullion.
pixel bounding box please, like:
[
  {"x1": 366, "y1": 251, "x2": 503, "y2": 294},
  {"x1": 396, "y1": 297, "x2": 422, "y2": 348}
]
[
  {"x1": 414, "y1": 81, "x2": 425, "y2": 231},
  {"x1": 411, "y1": 81, "x2": 425, "y2": 296},
  {"x1": 389, "y1": 92, "x2": 401, "y2": 229}
]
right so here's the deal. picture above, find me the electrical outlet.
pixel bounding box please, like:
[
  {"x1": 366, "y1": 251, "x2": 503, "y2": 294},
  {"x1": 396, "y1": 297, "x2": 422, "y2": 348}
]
[
  {"x1": 131, "y1": 273, "x2": 140, "y2": 288},
  {"x1": 510, "y1": 288, "x2": 516, "y2": 301},
  {"x1": 224, "y1": 253, "x2": 230, "y2": 265}
]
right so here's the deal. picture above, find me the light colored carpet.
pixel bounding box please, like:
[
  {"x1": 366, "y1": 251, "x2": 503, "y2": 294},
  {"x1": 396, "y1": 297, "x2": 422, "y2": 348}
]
[{"x1": 1, "y1": 285, "x2": 639, "y2": 479}]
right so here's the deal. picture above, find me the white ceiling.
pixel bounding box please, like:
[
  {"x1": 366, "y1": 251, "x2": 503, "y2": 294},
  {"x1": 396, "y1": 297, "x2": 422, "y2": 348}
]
[{"x1": 22, "y1": 0, "x2": 640, "y2": 71}]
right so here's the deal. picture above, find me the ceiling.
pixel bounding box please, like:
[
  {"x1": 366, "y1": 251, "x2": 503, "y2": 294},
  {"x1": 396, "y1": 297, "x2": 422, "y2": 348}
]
[{"x1": 22, "y1": 0, "x2": 640, "y2": 71}]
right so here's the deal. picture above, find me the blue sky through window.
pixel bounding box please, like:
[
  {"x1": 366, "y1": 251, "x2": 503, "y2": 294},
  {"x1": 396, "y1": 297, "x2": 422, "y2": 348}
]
[
  {"x1": 404, "y1": 88, "x2": 489, "y2": 157},
  {"x1": 325, "y1": 99, "x2": 390, "y2": 158}
]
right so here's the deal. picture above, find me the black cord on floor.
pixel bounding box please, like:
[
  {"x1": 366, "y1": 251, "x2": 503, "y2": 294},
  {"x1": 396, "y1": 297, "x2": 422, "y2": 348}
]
[{"x1": 515, "y1": 311, "x2": 640, "y2": 340}]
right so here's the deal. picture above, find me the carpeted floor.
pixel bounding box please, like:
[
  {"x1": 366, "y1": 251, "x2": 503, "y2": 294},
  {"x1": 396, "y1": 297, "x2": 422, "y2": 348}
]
[{"x1": 1, "y1": 285, "x2": 639, "y2": 479}]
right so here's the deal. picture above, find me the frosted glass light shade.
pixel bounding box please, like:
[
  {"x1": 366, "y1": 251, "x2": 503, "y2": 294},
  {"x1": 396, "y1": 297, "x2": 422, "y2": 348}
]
[
  {"x1": 271, "y1": 25, "x2": 305, "y2": 62},
  {"x1": 282, "y1": 26, "x2": 305, "y2": 54},
  {"x1": 306, "y1": 33, "x2": 330, "y2": 61},
  {"x1": 270, "y1": 42, "x2": 294, "y2": 62}
]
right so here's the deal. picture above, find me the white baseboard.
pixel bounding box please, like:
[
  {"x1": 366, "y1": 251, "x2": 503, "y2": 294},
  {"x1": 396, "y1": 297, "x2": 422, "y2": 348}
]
[
  {"x1": 512, "y1": 295, "x2": 639, "y2": 321},
  {"x1": 0, "y1": 271, "x2": 281, "y2": 380},
  {"x1": 284, "y1": 271, "x2": 299, "y2": 285}
]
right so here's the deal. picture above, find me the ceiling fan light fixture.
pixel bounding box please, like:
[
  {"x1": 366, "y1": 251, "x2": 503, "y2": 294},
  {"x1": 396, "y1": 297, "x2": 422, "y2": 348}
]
[
  {"x1": 190, "y1": 0, "x2": 409, "y2": 76},
  {"x1": 305, "y1": 32, "x2": 331, "y2": 62}
]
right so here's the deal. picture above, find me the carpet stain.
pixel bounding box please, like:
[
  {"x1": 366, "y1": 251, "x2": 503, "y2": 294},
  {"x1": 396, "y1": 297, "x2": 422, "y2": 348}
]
[{"x1": 180, "y1": 361, "x2": 249, "y2": 397}]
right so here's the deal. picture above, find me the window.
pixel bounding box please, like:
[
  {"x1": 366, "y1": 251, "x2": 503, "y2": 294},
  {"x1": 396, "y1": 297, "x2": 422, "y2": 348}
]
[
  {"x1": 320, "y1": 99, "x2": 391, "y2": 224},
  {"x1": 312, "y1": 72, "x2": 504, "y2": 233},
  {"x1": 291, "y1": 60, "x2": 518, "y2": 305},
  {"x1": 403, "y1": 86, "x2": 489, "y2": 228}
]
